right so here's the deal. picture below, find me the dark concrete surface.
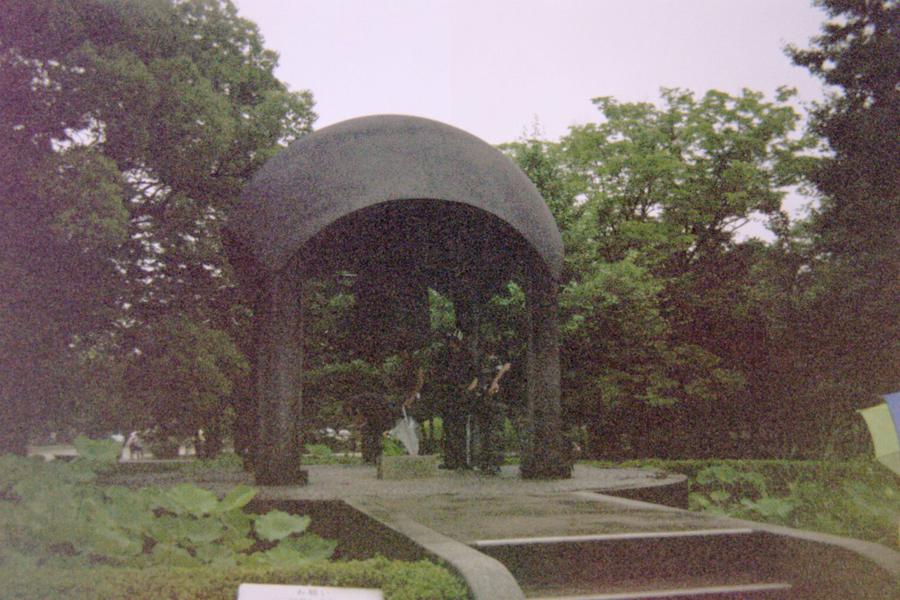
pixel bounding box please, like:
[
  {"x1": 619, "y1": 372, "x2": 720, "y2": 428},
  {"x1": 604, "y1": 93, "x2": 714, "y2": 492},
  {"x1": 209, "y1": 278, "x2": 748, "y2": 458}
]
[{"x1": 226, "y1": 114, "x2": 563, "y2": 277}]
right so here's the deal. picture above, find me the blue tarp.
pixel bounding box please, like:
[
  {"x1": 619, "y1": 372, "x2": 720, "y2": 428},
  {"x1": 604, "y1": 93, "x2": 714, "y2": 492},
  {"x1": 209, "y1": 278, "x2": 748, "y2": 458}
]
[{"x1": 883, "y1": 391, "x2": 900, "y2": 436}]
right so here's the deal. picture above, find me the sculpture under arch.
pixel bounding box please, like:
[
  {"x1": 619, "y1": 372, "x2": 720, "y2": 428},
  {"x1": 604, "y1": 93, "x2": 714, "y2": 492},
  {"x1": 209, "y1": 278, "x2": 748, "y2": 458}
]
[{"x1": 225, "y1": 114, "x2": 569, "y2": 484}]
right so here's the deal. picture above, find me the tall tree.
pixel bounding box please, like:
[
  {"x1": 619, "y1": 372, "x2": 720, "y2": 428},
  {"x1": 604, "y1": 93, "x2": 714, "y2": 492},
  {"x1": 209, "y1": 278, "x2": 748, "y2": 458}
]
[
  {"x1": 789, "y1": 0, "x2": 899, "y2": 258},
  {"x1": 775, "y1": 0, "x2": 900, "y2": 449},
  {"x1": 507, "y1": 88, "x2": 815, "y2": 457},
  {"x1": 0, "y1": 0, "x2": 316, "y2": 453}
]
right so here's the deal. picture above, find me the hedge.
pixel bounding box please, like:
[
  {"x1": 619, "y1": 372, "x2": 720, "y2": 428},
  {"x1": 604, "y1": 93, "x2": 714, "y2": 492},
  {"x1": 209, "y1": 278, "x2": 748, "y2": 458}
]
[
  {"x1": 0, "y1": 556, "x2": 469, "y2": 600},
  {"x1": 588, "y1": 457, "x2": 894, "y2": 493}
]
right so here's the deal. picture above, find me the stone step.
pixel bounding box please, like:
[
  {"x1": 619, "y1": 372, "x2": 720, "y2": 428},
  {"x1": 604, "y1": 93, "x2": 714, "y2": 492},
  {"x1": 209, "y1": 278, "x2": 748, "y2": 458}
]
[
  {"x1": 472, "y1": 527, "x2": 757, "y2": 548},
  {"x1": 473, "y1": 528, "x2": 787, "y2": 592},
  {"x1": 529, "y1": 580, "x2": 793, "y2": 599}
]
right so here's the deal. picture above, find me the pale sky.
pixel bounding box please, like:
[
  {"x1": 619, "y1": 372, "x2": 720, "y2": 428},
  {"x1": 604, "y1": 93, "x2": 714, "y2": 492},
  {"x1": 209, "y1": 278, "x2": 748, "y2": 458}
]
[
  {"x1": 233, "y1": 0, "x2": 826, "y2": 144},
  {"x1": 231, "y1": 0, "x2": 828, "y2": 236}
]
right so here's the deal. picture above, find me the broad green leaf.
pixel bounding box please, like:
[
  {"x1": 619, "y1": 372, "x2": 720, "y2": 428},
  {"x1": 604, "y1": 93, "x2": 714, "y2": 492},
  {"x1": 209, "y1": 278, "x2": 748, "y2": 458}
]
[
  {"x1": 739, "y1": 471, "x2": 768, "y2": 495},
  {"x1": 247, "y1": 535, "x2": 335, "y2": 568},
  {"x1": 104, "y1": 496, "x2": 153, "y2": 534},
  {"x1": 146, "y1": 514, "x2": 223, "y2": 546},
  {"x1": 215, "y1": 485, "x2": 257, "y2": 513},
  {"x1": 278, "y1": 534, "x2": 336, "y2": 562},
  {"x1": 181, "y1": 517, "x2": 225, "y2": 545},
  {"x1": 253, "y1": 544, "x2": 309, "y2": 568},
  {"x1": 221, "y1": 529, "x2": 255, "y2": 553},
  {"x1": 697, "y1": 465, "x2": 740, "y2": 485},
  {"x1": 741, "y1": 497, "x2": 795, "y2": 520},
  {"x1": 150, "y1": 542, "x2": 198, "y2": 566},
  {"x1": 87, "y1": 526, "x2": 143, "y2": 558},
  {"x1": 146, "y1": 515, "x2": 187, "y2": 544},
  {"x1": 220, "y1": 509, "x2": 253, "y2": 537},
  {"x1": 689, "y1": 492, "x2": 711, "y2": 509},
  {"x1": 194, "y1": 542, "x2": 238, "y2": 567},
  {"x1": 164, "y1": 484, "x2": 219, "y2": 516},
  {"x1": 253, "y1": 510, "x2": 310, "y2": 542}
]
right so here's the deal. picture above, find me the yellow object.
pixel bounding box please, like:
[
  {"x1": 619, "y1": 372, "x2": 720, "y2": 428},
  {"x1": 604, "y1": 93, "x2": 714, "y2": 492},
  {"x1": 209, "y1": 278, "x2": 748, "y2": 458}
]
[{"x1": 858, "y1": 403, "x2": 900, "y2": 477}]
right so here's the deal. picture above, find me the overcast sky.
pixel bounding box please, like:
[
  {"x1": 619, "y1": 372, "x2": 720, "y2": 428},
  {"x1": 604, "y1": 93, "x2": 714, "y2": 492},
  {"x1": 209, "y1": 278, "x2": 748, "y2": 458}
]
[
  {"x1": 231, "y1": 0, "x2": 828, "y2": 237},
  {"x1": 232, "y1": 0, "x2": 827, "y2": 145}
]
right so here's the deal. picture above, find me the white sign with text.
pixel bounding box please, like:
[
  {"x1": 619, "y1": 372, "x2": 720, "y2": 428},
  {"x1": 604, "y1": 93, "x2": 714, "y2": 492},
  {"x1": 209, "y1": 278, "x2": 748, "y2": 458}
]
[{"x1": 237, "y1": 583, "x2": 383, "y2": 600}]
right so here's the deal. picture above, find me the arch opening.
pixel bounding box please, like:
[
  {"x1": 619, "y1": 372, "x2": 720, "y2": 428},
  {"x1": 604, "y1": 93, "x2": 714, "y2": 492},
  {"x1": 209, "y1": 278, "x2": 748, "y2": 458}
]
[{"x1": 225, "y1": 115, "x2": 569, "y2": 485}]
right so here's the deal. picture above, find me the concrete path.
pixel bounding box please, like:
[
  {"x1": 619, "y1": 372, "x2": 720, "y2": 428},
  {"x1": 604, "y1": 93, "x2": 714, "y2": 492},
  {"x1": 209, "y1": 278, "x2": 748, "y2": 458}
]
[
  {"x1": 253, "y1": 464, "x2": 685, "y2": 501},
  {"x1": 104, "y1": 462, "x2": 900, "y2": 599}
]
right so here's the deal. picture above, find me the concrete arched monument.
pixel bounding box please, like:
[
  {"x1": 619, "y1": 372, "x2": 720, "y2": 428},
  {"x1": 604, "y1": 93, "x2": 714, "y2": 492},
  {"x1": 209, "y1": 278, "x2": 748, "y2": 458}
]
[{"x1": 225, "y1": 115, "x2": 568, "y2": 484}]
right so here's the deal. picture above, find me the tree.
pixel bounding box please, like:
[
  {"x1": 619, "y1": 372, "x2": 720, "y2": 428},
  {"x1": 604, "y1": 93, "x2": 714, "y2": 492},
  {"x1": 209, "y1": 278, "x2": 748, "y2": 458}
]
[
  {"x1": 788, "y1": 0, "x2": 899, "y2": 258},
  {"x1": 128, "y1": 315, "x2": 248, "y2": 457},
  {"x1": 507, "y1": 88, "x2": 815, "y2": 457},
  {"x1": 767, "y1": 0, "x2": 900, "y2": 452},
  {"x1": 0, "y1": 0, "x2": 316, "y2": 453}
]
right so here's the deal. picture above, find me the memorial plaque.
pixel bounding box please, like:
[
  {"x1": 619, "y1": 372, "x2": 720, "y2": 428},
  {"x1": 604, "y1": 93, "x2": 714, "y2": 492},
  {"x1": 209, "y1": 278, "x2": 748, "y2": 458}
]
[{"x1": 237, "y1": 583, "x2": 383, "y2": 600}]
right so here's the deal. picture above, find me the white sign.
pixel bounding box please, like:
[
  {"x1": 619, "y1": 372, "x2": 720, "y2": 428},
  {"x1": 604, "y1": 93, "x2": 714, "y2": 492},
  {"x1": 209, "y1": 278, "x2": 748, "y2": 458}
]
[{"x1": 237, "y1": 583, "x2": 383, "y2": 600}]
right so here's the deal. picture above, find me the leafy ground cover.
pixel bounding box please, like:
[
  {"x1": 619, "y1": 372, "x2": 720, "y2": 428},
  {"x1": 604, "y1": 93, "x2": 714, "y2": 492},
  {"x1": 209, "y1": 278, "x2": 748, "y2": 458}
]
[
  {"x1": 586, "y1": 458, "x2": 900, "y2": 549},
  {"x1": 0, "y1": 438, "x2": 467, "y2": 599}
]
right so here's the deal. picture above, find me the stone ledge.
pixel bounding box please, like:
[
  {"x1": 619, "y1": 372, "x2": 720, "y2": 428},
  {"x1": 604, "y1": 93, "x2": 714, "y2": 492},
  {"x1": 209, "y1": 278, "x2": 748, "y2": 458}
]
[
  {"x1": 377, "y1": 455, "x2": 439, "y2": 480},
  {"x1": 346, "y1": 498, "x2": 526, "y2": 600}
]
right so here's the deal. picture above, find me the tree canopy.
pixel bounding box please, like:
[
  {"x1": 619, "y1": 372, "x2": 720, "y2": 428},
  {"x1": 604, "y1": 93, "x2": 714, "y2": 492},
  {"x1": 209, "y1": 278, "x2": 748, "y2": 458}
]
[
  {"x1": 504, "y1": 87, "x2": 818, "y2": 456},
  {"x1": 2, "y1": 0, "x2": 896, "y2": 463},
  {"x1": 0, "y1": 0, "x2": 315, "y2": 453}
]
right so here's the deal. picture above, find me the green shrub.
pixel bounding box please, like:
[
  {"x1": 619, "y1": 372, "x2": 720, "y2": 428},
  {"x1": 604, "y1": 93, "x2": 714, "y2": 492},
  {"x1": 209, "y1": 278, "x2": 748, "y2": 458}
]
[
  {"x1": 0, "y1": 452, "x2": 335, "y2": 569},
  {"x1": 303, "y1": 444, "x2": 362, "y2": 465},
  {"x1": 382, "y1": 436, "x2": 406, "y2": 457},
  {"x1": 71, "y1": 436, "x2": 122, "y2": 469},
  {"x1": 419, "y1": 416, "x2": 443, "y2": 453},
  {"x1": 690, "y1": 463, "x2": 796, "y2": 521},
  {"x1": 0, "y1": 445, "x2": 468, "y2": 598},
  {"x1": 502, "y1": 418, "x2": 519, "y2": 453},
  {"x1": 109, "y1": 451, "x2": 246, "y2": 476},
  {"x1": 0, "y1": 556, "x2": 468, "y2": 600},
  {"x1": 428, "y1": 416, "x2": 444, "y2": 443},
  {"x1": 305, "y1": 443, "x2": 336, "y2": 460},
  {"x1": 182, "y1": 451, "x2": 245, "y2": 473},
  {"x1": 583, "y1": 458, "x2": 900, "y2": 548}
]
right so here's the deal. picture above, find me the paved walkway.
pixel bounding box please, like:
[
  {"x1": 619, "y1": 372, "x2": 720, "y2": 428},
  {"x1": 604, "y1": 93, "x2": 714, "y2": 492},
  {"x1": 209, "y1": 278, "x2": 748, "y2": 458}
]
[
  {"x1": 246, "y1": 464, "x2": 729, "y2": 542},
  {"x1": 104, "y1": 461, "x2": 899, "y2": 599}
]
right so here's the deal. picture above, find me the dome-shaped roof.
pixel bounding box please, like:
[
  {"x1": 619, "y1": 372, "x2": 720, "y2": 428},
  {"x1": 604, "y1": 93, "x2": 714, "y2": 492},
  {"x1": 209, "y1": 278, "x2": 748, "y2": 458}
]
[{"x1": 226, "y1": 114, "x2": 563, "y2": 278}]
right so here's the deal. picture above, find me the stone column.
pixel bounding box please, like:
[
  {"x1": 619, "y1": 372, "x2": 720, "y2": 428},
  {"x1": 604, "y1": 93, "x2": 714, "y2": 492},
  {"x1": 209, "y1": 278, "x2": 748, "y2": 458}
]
[
  {"x1": 520, "y1": 263, "x2": 570, "y2": 479},
  {"x1": 253, "y1": 268, "x2": 308, "y2": 485}
]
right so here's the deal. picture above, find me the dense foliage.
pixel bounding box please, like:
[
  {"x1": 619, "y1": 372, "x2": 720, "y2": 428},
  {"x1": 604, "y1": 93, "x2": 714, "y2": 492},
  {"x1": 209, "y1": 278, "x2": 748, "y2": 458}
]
[
  {"x1": 0, "y1": 439, "x2": 468, "y2": 599},
  {"x1": 774, "y1": 0, "x2": 900, "y2": 449},
  {"x1": 2, "y1": 0, "x2": 897, "y2": 464},
  {"x1": 0, "y1": 0, "x2": 315, "y2": 453},
  {"x1": 503, "y1": 87, "x2": 821, "y2": 457},
  {"x1": 499, "y1": 0, "x2": 899, "y2": 458},
  {"x1": 0, "y1": 438, "x2": 336, "y2": 568},
  {"x1": 588, "y1": 458, "x2": 900, "y2": 550}
]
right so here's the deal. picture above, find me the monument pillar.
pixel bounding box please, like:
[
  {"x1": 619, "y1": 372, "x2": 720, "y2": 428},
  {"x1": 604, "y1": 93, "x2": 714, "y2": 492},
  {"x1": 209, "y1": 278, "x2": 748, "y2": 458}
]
[
  {"x1": 253, "y1": 268, "x2": 307, "y2": 485},
  {"x1": 520, "y1": 263, "x2": 569, "y2": 479}
]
